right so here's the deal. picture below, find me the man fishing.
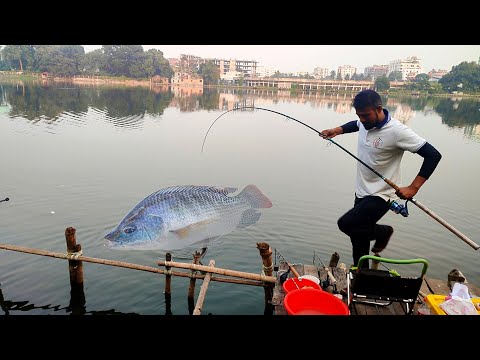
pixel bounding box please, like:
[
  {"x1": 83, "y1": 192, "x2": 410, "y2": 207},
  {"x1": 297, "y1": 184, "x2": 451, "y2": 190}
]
[{"x1": 320, "y1": 89, "x2": 442, "y2": 269}]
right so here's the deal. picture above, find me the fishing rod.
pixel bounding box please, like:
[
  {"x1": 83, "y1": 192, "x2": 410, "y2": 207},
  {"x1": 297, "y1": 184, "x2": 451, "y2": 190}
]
[
  {"x1": 274, "y1": 249, "x2": 301, "y2": 282},
  {"x1": 313, "y1": 251, "x2": 337, "y2": 290},
  {"x1": 203, "y1": 106, "x2": 479, "y2": 251}
]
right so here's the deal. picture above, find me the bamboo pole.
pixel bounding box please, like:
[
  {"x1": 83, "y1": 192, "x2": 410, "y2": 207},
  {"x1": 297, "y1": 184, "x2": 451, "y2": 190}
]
[
  {"x1": 193, "y1": 259, "x2": 215, "y2": 315},
  {"x1": 65, "y1": 227, "x2": 84, "y2": 286},
  {"x1": 165, "y1": 253, "x2": 172, "y2": 295},
  {"x1": 188, "y1": 250, "x2": 202, "y2": 315},
  {"x1": 158, "y1": 260, "x2": 276, "y2": 283},
  {"x1": 164, "y1": 252, "x2": 172, "y2": 316},
  {"x1": 65, "y1": 227, "x2": 85, "y2": 315},
  {"x1": 0, "y1": 243, "x2": 274, "y2": 285},
  {"x1": 257, "y1": 242, "x2": 274, "y2": 315}
]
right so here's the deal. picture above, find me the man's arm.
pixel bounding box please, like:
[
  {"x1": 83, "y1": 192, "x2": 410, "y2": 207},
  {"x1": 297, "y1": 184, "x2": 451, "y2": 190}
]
[
  {"x1": 320, "y1": 120, "x2": 358, "y2": 138},
  {"x1": 396, "y1": 142, "x2": 442, "y2": 199}
]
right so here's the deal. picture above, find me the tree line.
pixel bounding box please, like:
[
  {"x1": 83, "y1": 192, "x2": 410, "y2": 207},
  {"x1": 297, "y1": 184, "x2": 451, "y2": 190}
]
[
  {"x1": 1, "y1": 45, "x2": 479, "y2": 93},
  {"x1": 0, "y1": 45, "x2": 175, "y2": 79},
  {"x1": 373, "y1": 61, "x2": 480, "y2": 94},
  {"x1": 0, "y1": 45, "x2": 222, "y2": 85}
]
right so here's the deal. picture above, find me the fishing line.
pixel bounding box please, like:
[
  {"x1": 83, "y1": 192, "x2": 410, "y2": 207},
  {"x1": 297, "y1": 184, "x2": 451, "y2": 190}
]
[
  {"x1": 202, "y1": 106, "x2": 383, "y2": 180},
  {"x1": 202, "y1": 106, "x2": 479, "y2": 251}
]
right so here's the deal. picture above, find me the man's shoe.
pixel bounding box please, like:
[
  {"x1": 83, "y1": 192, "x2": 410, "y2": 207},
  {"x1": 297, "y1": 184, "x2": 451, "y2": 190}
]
[{"x1": 371, "y1": 225, "x2": 394, "y2": 253}]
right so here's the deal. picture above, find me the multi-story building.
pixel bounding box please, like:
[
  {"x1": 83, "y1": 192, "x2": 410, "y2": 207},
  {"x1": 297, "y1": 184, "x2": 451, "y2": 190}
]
[
  {"x1": 167, "y1": 58, "x2": 180, "y2": 70},
  {"x1": 206, "y1": 57, "x2": 258, "y2": 77},
  {"x1": 313, "y1": 67, "x2": 330, "y2": 79},
  {"x1": 388, "y1": 56, "x2": 423, "y2": 81},
  {"x1": 256, "y1": 66, "x2": 278, "y2": 78},
  {"x1": 337, "y1": 65, "x2": 357, "y2": 80},
  {"x1": 364, "y1": 65, "x2": 389, "y2": 79},
  {"x1": 170, "y1": 72, "x2": 203, "y2": 86},
  {"x1": 427, "y1": 69, "x2": 449, "y2": 82},
  {"x1": 173, "y1": 54, "x2": 258, "y2": 78},
  {"x1": 179, "y1": 54, "x2": 204, "y2": 72}
]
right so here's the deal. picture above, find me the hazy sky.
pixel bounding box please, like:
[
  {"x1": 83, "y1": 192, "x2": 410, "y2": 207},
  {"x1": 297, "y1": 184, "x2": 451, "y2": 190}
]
[{"x1": 83, "y1": 45, "x2": 480, "y2": 74}]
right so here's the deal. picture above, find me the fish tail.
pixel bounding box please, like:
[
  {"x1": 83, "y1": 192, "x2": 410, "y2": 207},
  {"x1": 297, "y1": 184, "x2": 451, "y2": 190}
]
[{"x1": 238, "y1": 184, "x2": 272, "y2": 209}]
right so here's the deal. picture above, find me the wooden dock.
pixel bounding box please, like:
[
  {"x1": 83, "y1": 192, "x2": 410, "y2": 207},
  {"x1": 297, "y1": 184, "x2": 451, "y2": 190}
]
[
  {"x1": 272, "y1": 261, "x2": 480, "y2": 315},
  {"x1": 2, "y1": 230, "x2": 479, "y2": 315}
]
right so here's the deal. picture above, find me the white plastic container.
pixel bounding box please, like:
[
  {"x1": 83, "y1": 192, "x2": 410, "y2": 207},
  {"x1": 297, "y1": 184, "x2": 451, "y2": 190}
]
[{"x1": 299, "y1": 274, "x2": 320, "y2": 285}]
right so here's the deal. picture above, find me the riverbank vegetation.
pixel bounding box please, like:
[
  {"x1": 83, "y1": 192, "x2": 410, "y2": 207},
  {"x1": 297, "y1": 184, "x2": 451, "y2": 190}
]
[{"x1": 1, "y1": 45, "x2": 479, "y2": 95}]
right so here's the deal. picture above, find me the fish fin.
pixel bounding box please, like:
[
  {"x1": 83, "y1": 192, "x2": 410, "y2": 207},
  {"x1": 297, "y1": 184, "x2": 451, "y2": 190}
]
[
  {"x1": 237, "y1": 208, "x2": 262, "y2": 229},
  {"x1": 238, "y1": 184, "x2": 272, "y2": 209},
  {"x1": 208, "y1": 186, "x2": 238, "y2": 195},
  {"x1": 169, "y1": 218, "x2": 215, "y2": 238}
]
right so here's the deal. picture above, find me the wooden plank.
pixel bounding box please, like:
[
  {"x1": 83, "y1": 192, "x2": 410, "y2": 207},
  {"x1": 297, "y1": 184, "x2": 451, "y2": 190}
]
[
  {"x1": 271, "y1": 262, "x2": 480, "y2": 316},
  {"x1": 421, "y1": 276, "x2": 480, "y2": 298},
  {"x1": 423, "y1": 277, "x2": 452, "y2": 295}
]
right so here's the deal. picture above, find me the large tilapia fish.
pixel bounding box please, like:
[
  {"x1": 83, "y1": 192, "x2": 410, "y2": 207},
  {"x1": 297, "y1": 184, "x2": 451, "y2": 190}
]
[{"x1": 104, "y1": 184, "x2": 272, "y2": 251}]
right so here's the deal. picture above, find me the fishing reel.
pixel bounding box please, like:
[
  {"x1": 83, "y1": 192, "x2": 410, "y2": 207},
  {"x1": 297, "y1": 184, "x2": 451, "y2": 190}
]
[{"x1": 388, "y1": 199, "x2": 409, "y2": 217}]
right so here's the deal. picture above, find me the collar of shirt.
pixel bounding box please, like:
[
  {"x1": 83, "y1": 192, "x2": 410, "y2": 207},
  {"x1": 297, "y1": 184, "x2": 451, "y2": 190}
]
[{"x1": 375, "y1": 109, "x2": 390, "y2": 129}]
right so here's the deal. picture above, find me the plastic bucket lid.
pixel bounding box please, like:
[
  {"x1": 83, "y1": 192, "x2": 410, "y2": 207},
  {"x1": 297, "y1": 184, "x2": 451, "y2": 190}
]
[
  {"x1": 283, "y1": 288, "x2": 350, "y2": 315},
  {"x1": 283, "y1": 277, "x2": 322, "y2": 293}
]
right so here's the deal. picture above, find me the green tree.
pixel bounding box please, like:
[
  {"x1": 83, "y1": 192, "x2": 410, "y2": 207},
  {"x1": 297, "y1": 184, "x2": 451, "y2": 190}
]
[
  {"x1": 35, "y1": 45, "x2": 85, "y2": 76},
  {"x1": 388, "y1": 71, "x2": 403, "y2": 81},
  {"x1": 408, "y1": 73, "x2": 431, "y2": 92},
  {"x1": 375, "y1": 76, "x2": 390, "y2": 91},
  {"x1": 80, "y1": 48, "x2": 105, "y2": 75},
  {"x1": 439, "y1": 61, "x2": 480, "y2": 93},
  {"x1": 198, "y1": 60, "x2": 219, "y2": 85},
  {"x1": 101, "y1": 45, "x2": 145, "y2": 78},
  {"x1": 2, "y1": 45, "x2": 35, "y2": 71},
  {"x1": 143, "y1": 49, "x2": 174, "y2": 78}
]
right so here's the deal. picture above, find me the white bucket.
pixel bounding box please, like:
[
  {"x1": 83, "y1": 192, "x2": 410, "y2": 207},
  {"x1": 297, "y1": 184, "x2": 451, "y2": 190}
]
[{"x1": 299, "y1": 274, "x2": 320, "y2": 285}]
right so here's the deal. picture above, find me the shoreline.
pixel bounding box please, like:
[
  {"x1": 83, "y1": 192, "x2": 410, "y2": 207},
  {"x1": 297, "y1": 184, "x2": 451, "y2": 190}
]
[{"x1": 1, "y1": 73, "x2": 479, "y2": 97}]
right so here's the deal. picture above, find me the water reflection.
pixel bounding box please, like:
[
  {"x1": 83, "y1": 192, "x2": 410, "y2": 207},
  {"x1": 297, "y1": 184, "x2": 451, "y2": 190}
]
[
  {"x1": 2, "y1": 78, "x2": 480, "y2": 315},
  {"x1": 1, "y1": 80, "x2": 480, "y2": 138},
  {"x1": 0, "y1": 284, "x2": 139, "y2": 315}
]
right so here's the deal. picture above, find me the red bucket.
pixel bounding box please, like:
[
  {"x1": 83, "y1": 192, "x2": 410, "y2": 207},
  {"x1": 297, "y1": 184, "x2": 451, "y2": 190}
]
[
  {"x1": 282, "y1": 277, "x2": 322, "y2": 293},
  {"x1": 283, "y1": 288, "x2": 350, "y2": 315}
]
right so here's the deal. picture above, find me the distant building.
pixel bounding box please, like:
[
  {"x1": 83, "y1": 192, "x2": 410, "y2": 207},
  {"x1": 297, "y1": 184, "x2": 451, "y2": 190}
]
[
  {"x1": 206, "y1": 57, "x2": 258, "y2": 77},
  {"x1": 220, "y1": 71, "x2": 243, "y2": 84},
  {"x1": 313, "y1": 67, "x2": 330, "y2": 79},
  {"x1": 171, "y1": 72, "x2": 203, "y2": 86},
  {"x1": 179, "y1": 54, "x2": 203, "y2": 71},
  {"x1": 364, "y1": 65, "x2": 388, "y2": 79},
  {"x1": 388, "y1": 56, "x2": 423, "y2": 81},
  {"x1": 167, "y1": 58, "x2": 180, "y2": 69},
  {"x1": 150, "y1": 75, "x2": 169, "y2": 85},
  {"x1": 337, "y1": 65, "x2": 357, "y2": 80},
  {"x1": 170, "y1": 54, "x2": 259, "y2": 79},
  {"x1": 427, "y1": 69, "x2": 449, "y2": 82},
  {"x1": 256, "y1": 66, "x2": 278, "y2": 78}
]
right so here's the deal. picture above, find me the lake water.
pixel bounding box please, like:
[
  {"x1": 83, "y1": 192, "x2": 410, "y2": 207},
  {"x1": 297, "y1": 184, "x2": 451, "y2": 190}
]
[{"x1": 0, "y1": 80, "x2": 479, "y2": 315}]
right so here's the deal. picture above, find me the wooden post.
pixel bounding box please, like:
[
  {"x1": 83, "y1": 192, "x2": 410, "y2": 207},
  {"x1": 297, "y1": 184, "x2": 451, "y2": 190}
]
[
  {"x1": 64, "y1": 227, "x2": 86, "y2": 315},
  {"x1": 65, "y1": 227, "x2": 84, "y2": 285},
  {"x1": 188, "y1": 250, "x2": 202, "y2": 315},
  {"x1": 193, "y1": 259, "x2": 215, "y2": 315},
  {"x1": 164, "y1": 252, "x2": 172, "y2": 315},
  {"x1": 257, "y1": 242, "x2": 274, "y2": 315},
  {"x1": 329, "y1": 252, "x2": 340, "y2": 268}
]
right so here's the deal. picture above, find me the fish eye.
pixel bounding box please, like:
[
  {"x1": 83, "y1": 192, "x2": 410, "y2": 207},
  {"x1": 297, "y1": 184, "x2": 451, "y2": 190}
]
[{"x1": 123, "y1": 225, "x2": 137, "y2": 234}]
